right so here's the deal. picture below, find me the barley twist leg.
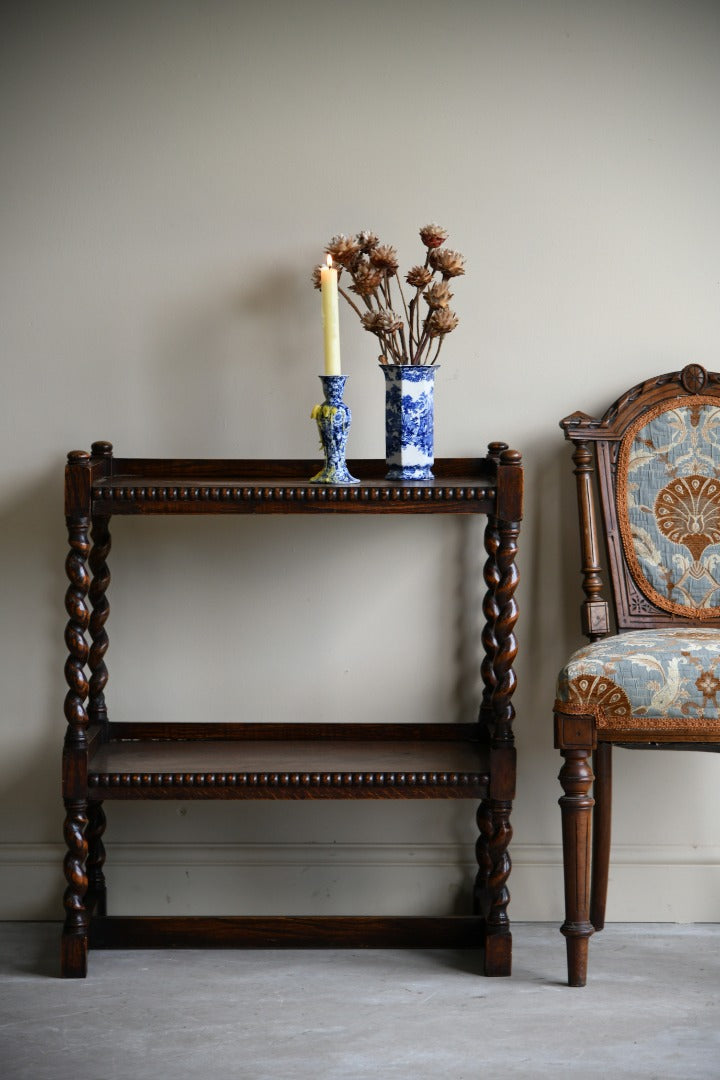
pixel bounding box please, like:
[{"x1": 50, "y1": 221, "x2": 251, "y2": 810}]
[
  {"x1": 88, "y1": 514, "x2": 111, "y2": 726},
  {"x1": 86, "y1": 802, "x2": 107, "y2": 917},
  {"x1": 61, "y1": 510, "x2": 90, "y2": 977},
  {"x1": 483, "y1": 516, "x2": 519, "y2": 976}
]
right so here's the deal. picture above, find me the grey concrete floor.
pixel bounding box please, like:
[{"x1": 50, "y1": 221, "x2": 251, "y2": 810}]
[{"x1": 0, "y1": 923, "x2": 718, "y2": 1079}]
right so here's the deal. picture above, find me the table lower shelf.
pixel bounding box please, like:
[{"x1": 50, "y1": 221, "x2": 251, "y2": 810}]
[
  {"x1": 66, "y1": 722, "x2": 512, "y2": 977},
  {"x1": 86, "y1": 723, "x2": 490, "y2": 799},
  {"x1": 83, "y1": 913, "x2": 512, "y2": 975}
]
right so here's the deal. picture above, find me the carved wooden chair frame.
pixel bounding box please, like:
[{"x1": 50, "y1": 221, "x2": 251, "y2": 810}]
[{"x1": 555, "y1": 362, "x2": 720, "y2": 986}]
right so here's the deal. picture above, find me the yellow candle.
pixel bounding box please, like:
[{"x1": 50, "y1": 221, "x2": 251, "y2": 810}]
[{"x1": 320, "y1": 255, "x2": 341, "y2": 376}]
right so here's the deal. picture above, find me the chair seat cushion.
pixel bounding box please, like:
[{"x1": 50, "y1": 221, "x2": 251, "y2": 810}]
[{"x1": 556, "y1": 628, "x2": 720, "y2": 719}]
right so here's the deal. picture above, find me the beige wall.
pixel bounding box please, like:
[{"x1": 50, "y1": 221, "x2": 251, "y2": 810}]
[{"x1": 3, "y1": 1, "x2": 720, "y2": 922}]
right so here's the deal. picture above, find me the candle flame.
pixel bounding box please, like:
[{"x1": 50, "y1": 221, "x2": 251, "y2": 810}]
[{"x1": 326, "y1": 254, "x2": 333, "y2": 268}]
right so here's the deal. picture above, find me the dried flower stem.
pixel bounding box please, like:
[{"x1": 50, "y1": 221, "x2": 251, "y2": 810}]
[
  {"x1": 414, "y1": 323, "x2": 430, "y2": 366},
  {"x1": 409, "y1": 291, "x2": 422, "y2": 359},
  {"x1": 398, "y1": 325, "x2": 409, "y2": 364},
  {"x1": 430, "y1": 336, "x2": 444, "y2": 365},
  {"x1": 337, "y1": 285, "x2": 364, "y2": 321},
  {"x1": 392, "y1": 271, "x2": 412, "y2": 332}
]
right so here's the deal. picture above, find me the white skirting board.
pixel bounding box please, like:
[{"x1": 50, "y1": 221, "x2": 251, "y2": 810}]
[{"x1": 2, "y1": 843, "x2": 720, "y2": 922}]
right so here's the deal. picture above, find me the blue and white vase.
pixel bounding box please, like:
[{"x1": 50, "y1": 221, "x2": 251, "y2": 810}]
[{"x1": 382, "y1": 364, "x2": 438, "y2": 480}]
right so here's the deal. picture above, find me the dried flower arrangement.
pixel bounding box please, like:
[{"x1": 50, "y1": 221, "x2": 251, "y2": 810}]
[{"x1": 313, "y1": 224, "x2": 465, "y2": 366}]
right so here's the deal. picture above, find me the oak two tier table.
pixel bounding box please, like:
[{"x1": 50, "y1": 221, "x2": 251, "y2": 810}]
[{"x1": 62, "y1": 442, "x2": 522, "y2": 977}]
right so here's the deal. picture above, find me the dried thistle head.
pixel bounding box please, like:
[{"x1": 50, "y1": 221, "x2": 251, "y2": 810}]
[
  {"x1": 405, "y1": 265, "x2": 433, "y2": 288},
  {"x1": 428, "y1": 248, "x2": 465, "y2": 278},
  {"x1": 423, "y1": 282, "x2": 453, "y2": 309},
  {"x1": 326, "y1": 233, "x2": 362, "y2": 268},
  {"x1": 350, "y1": 260, "x2": 383, "y2": 297},
  {"x1": 370, "y1": 244, "x2": 399, "y2": 272},
  {"x1": 356, "y1": 230, "x2": 379, "y2": 253},
  {"x1": 361, "y1": 310, "x2": 403, "y2": 334},
  {"x1": 316, "y1": 224, "x2": 464, "y2": 365},
  {"x1": 425, "y1": 308, "x2": 459, "y2": 337},
  {"x1": 419, "y1": 223, "x2": 449, "y2": 249}
]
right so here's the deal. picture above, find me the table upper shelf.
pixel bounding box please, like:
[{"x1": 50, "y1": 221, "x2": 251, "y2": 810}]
[
  {"x1": 72, "y1": 452, "x2": 513, "y2": 516},
  {"x1": 66, "y1": 444, "x2": 522, "y2": 522}
]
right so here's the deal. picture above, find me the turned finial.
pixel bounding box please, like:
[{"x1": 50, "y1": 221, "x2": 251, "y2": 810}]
[
  {"x1": 487, "y1": 441, "x2": 509, "y2": 461},
  {"x1": 91, "y1": 441, "x2": 113, "y2": 457},
  {"x1": 500, "y1": 449, "x2": 522, "y2": 466}
]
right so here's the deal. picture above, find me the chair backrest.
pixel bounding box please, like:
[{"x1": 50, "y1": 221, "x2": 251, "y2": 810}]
[{"x1": 561, "y1": 363, "x2": 720, "y2": 637}]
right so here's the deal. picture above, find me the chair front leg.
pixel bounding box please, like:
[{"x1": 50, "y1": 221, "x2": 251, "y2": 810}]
[{"x1": 555, "y1": 711, "x2": 596, "y2": 987}]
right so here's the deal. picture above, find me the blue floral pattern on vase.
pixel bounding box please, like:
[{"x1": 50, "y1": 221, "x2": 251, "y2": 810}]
[
  {"x1": 310, "y1": 375, "x2": 359, "y2": 485},
  {"x1": 382, "y1": 364, "x2": 437, "y2": 480}
]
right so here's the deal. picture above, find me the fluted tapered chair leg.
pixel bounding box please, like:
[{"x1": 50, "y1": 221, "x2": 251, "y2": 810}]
[{"x1": 558, "y1": 747, "x2": 595, "y2": 987}]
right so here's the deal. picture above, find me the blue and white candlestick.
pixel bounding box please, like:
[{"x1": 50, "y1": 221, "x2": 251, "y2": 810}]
[{"x1": 310, "y1": 375, "x2": 359, "y2": 485}]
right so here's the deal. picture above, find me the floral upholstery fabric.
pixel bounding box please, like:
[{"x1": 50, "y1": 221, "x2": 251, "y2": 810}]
[
  {"x1": 618, "y1": 401, "x2": 720, "y2": 616},
  {"x1": 556, "y1": 628, "x2": 720, "y2": 719}
]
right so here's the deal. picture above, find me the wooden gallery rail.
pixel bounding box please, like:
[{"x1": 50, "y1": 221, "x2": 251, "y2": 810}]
[{"x1": 61, "y1": 442, "x2": 523, "y2": 978}]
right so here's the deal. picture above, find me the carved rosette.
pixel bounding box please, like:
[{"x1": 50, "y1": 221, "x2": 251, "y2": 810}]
[{"x1": 681, "y1": 363, "x2": 707, "y2": 393}]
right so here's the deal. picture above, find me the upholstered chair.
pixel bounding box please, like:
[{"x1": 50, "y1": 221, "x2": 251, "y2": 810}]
[{"x1": 554, "y1": 363, "x2": 720, "y2": 986}]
